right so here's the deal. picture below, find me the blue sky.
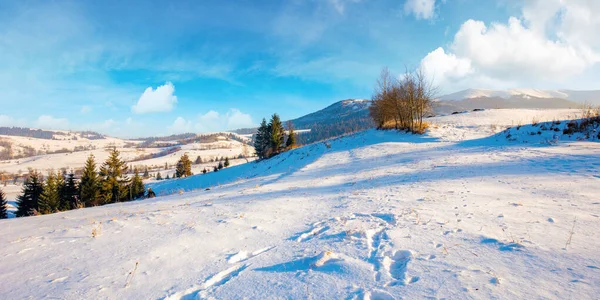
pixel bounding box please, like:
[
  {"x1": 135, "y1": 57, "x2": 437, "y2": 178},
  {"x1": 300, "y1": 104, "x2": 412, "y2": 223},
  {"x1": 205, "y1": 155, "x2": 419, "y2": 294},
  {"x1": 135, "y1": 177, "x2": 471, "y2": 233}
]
[{"x1": 0, "y1": 0, "x2": 598, "y2": 137}]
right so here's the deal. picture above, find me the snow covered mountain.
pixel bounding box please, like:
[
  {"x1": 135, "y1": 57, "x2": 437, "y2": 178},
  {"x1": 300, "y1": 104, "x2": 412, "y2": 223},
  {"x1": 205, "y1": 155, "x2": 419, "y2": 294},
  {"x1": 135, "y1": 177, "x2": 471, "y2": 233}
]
[
  {"x1": 438, "y1": 88, "x2": 600, "y2": 104},
  {"x1": 233, "y1": 99, "x2": 374, "y2": 144},
  {"x1": 2, "y1": 108, "x2": 599, "y2": 299}
]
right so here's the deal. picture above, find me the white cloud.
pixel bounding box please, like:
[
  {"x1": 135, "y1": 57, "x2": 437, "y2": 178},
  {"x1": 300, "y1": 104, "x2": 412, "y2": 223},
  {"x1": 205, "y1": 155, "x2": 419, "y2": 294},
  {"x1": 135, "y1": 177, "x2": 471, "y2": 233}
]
[
  {"x1": 404, "y1": 0, "x2": 438, "y2": 20},
  {"x1": 0, "y1": 115, "x2": 15, "y2": 127},
  {"x1": 421, "y1": 47, "x2": 473, "y2": 85},
  {"x1": 196, "y1": 109, "x2": 254, "y2": 132},
  {"x1": 226, "y1": 109, "x2": 254, "y2": 129},
  {"x1": 168, "y1": 109, "x2": 254, "y2": 134},
  {"x1": 421, "y1": 0, "x2": 600, "y2": 92},
  {"x1": 132, "y1": 82, "x2": 178, "y2": 114},
  {"x1": 35, "y1": 115, "x2": 69, "y2": 130},
  {"x1": 168, "y1": 117, "x2": 193, "y2": 134}
]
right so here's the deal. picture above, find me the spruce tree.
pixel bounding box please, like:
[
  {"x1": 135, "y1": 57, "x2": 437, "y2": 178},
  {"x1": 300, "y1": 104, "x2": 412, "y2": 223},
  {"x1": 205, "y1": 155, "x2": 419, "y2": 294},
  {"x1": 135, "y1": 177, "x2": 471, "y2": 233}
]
[
  {"x1": 166, "y1": 174, "x2": 170, "y2": 179},
  {"x1": 80, "y1": 154, "x2": 100, "y2": 207},
  {"x1": 62, "y1": 172, "x2": 79, "y2": 209},
  {"x1": 39, "y1": 171, "x2": 63, "y2": 214},
  {"x1": 202, "y1": 168, "x2": 207, "y2": 174},
  {"x1": 129, "y1": 172, "x2": 145, "y2": 200},
  {"x1": 175, "y1": 153, "x2": 193, "y2": 178},
  {"x1": 224, "y1": 157, "x2": 230, "y2": 167},
  {"x1": 218, "y1": 161, "x2": 224, "y2": 170},
  {"x1": 156, "y1": 172, "x2": 163, "y2": 180},
  {"x1": 269, "y1": 114, "x2": 285, "y2": 155},
  {"x1": 195, "y1": 156, "x2": 202, "y2": 164},
  {"x1": 16, "y1": 171, "x2": 44, "y2": 217},
  {"x1": 164, "y1": 162, "x2": 168, "y2": 170},
  {"x1": 286, "y1": 121, "x2": 296, "y2": 148},
  {"x1": 254, "y1": 118, "x2": 270, "y2": 159},
  {"x1": 99, "y1": 148, "x2": 130, "y2": 203},
  {"x1": 143, "y1": 167, "x2": 149, "y2": 179},
  {"x1": 0, "y1": 188, "x2": 8, "y2": 219}
]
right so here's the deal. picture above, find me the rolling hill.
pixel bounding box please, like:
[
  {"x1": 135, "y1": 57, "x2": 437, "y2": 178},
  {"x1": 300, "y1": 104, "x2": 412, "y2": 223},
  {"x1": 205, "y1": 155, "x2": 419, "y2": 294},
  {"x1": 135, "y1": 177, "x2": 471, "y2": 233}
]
[{"x1": 1, "y1": 108, "x2": 599, "y2": 299}]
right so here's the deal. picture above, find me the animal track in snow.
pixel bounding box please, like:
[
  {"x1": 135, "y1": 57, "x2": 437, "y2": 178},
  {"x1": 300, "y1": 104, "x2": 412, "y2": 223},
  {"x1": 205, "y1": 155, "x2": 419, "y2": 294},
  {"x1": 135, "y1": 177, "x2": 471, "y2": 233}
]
[
  {"x1": 227, "y1": 246, "x2": 275, "y2": 264},
  {"x1": 164, "y1": 264, "x2": 248, "y2": 300},
  {"x1": 294, "y1": 225, "x2": 330, "y2": 242},
  {"x1": 382, "y1": 250, "x2": 419, "y2": 286}
]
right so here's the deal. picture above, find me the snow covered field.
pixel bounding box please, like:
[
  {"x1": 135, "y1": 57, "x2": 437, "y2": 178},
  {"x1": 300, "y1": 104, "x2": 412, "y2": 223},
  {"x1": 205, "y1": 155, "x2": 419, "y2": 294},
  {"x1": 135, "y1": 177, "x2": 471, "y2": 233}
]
[
  {"x1": 1, "y1": 109, "x2": 599, "y2": 299},
  {"x1": 0, "y1": 137, "x2": 249, "y2": 175}
]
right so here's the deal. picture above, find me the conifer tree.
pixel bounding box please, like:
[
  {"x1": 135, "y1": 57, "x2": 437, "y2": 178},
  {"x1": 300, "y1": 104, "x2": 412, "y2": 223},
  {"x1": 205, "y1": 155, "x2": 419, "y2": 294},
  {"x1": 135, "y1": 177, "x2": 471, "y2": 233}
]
[
  {"x1": 224, "y1": 157, "x2": 230, "y2": 168},
  {"x1": 269, "y1": 114, "x2": 285, "y2": 155},
  {"x1": 218, "y1": 161, "x2": 224, "y2": 170},
  {"x1": 175, "y1": 153, "x2": 193, "y2": 178},
  {"x1": 143, "y1": 167, "x2": 149, "y2": 179},
  {"x1": 195, "y1": 156, "x2": 202, "y2": 164},
  {"x1": 202, "y1": 169, "x2": 207, "y2": 174},
  {"x1": 254, "y1": 118, "x2": 270, "y2": 159},
  {"x1": 286, "y1": 121, "x2": 296, "y2": 148},
  {"x1": 166, "y1": 174, "x2": 170, "y2": 179},
  {"x1": 39, "y1": 171, "x2": 63, "y2": 214},
  {"x1": 99, "y1": 148, "x2": 130, "y2": 203},
  {"x1": 62, "y1": 172, "x2": 79, "y2": 209},
  {"x1": 16, "y1": 171, "x2": 44, "y2": 217},
  {"x1": 156, "y1": 172, "x2": 163, "y2": 180},
  {"x1": 164, "y1": 162, "x2": 168, "y2": 170},
  {"x1": 129, "y1": 172, "x2": 145, "y2": 200},
  {"x1": 80, "y1": 154, "x2": 100, "y2": 206},
  {"x1": 0, "y1": 188, "x2": 8, "y2": 219}
]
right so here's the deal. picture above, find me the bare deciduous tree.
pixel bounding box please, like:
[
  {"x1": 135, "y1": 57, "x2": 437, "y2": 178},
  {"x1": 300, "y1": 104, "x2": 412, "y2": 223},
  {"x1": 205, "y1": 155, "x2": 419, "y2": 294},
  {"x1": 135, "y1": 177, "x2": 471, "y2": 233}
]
[{"x1": 369, "y1": 66, "x2": 436, "y2": 133}]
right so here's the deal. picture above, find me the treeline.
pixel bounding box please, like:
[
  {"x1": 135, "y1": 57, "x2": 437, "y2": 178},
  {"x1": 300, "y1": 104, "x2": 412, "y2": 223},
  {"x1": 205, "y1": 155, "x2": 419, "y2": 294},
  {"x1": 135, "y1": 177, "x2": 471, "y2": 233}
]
[
  {"x1": 137, "y1": 132, "x2": 249, "y2": 148},
  {"x1": 253, "y1": 114, "x2": 296, "y2": 159},
  {"x1": 13, "y1": 148, "x2": 149, "y2": 218},
  {"x1": 0, "y1": 127, "x2": 58, "y2": 139},
  {"x1": 294, "y1": 117, "x2": 374, "y2": 145},
  {"x1": 0, "y1": 188, "x2": 7, "y2": 219},
  {"x1": 0, "y1": 127, "x2": 105, "y2": 140},
  {"x1": 369, "y1": 67, "x2": 434, "y2": 133}
]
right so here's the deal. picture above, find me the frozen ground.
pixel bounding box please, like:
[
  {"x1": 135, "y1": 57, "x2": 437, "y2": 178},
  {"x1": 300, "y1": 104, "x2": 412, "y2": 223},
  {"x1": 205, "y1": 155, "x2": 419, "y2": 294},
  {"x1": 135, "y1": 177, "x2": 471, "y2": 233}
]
[{"x1": 1, "y1": 109, "x2": 599, "y2": 299}]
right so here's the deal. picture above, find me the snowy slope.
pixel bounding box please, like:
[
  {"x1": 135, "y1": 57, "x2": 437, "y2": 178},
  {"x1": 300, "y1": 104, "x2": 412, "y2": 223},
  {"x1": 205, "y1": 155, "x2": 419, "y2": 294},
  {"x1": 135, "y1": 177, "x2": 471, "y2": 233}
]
[{"x1": 1, "y1": 109, "x2": 599, "y2": 299}]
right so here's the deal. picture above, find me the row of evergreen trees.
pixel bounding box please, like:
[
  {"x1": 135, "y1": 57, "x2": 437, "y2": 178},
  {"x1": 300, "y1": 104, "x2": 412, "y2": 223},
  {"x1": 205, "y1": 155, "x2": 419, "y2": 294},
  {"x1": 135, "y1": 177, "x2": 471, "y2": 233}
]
[
  {"x1": 0, "y1": 188, "x2": 8, "y2": 219},
  {"x1": 254, "y1": 114, "x2": 296, "y2": 159},
  {"x1": 14, "y1": 148, "x2": 147, "y2": 217}
]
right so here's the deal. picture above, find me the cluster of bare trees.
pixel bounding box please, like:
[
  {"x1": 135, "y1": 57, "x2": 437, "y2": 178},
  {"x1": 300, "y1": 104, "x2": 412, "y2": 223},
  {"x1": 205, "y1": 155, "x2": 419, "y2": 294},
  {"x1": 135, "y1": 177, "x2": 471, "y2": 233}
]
[{"x1": 369, "y1": 67, "x2": 435, "y2": 133}]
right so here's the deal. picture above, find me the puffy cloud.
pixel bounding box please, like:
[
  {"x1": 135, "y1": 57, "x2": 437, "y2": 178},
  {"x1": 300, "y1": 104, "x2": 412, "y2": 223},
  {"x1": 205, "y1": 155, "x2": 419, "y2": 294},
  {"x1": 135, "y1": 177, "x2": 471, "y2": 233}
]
[
  {"x1": 35, "y1": 115, "x2": 69, "y2": 130},
  {"x1": 168, "y1": 117, "x2": 193, "y2": 134},
  {"x1": 196, "y1": 109, "x2": 254, "y2": 132},
  {"x1": 226, "y1": 109, "x2": 254, "y2": 129},
  {"x1": 404, "y1": 0, "x2": 438, "y2": 20},
  {"x1": 132, "y1": 82, "x2": 178, "y2": 114},
  {"x1": 420, "y1": 47, "x2": 473, "y2": 85},
  {"x1": 0, "y1": 115, "x2": 15, "y2": 127},
  {"x1": 168, "y1": 109, "x2": 254, "y2": 134},
  {"x1": 421, "y1": 0, "x2": 600, "y2": 91}
]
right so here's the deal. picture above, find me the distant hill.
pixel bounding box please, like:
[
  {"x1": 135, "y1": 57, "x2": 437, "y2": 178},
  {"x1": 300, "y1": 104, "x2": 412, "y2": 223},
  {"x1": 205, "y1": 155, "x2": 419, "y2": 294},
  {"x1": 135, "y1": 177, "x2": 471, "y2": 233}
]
[
  {"x1": 432, "y1": 88, "x2": 599, "y2": 115},
  {"x1": 232, "y1": 99, "x2": 375, "y2": 145},
  {"x1": 437, "y1": 88, "x2": 600, "y2": 104},
  {"x1": 0, "y1": 127, "x2": 105, "y2": 140}
]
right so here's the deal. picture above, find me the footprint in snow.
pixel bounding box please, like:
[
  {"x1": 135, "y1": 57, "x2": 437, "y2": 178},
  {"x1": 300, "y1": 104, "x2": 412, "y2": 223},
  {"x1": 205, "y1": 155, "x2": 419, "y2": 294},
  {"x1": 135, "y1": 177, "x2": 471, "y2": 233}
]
[{"x1": 383, "y1": 250, "x2": 419, "y2": 286}]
